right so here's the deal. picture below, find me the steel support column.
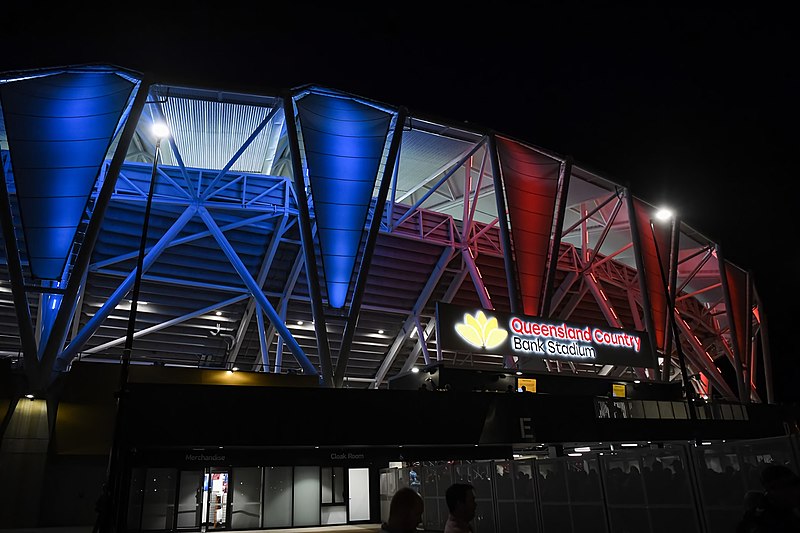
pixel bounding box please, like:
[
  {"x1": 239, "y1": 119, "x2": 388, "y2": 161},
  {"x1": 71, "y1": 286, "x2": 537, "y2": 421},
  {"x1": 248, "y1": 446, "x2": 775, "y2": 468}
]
[
  {"x1": 718, "y1": 244, "x2": 748, "y2": 403},
  {"x1": 541, "y1": 157, "x2": 572, "y2": 317},
  {"x1": 754, "y1": 285, "x2": 774, "y2": 403},
  {"x1": 488, "y1": 133, "x2": 520, "y2": 313},
  {"x1": 282, "y1": 93, "x2": 333, "y2": 386},
  {"x1": 0, "y1": 154, "x2": 38, "y2": 384}
]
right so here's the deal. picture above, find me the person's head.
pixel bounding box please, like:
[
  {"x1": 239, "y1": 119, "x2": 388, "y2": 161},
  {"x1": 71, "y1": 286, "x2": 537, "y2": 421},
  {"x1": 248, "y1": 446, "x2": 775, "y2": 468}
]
[
  {"x1": 387, "y1": 487, "x2": 424, "y2": 532},
  {"x1": 760, "y1": 464, "x2": 800, "y2": 509},
  {"x1": 445, "y1": 483, "x2": 476, "y2": 522}
]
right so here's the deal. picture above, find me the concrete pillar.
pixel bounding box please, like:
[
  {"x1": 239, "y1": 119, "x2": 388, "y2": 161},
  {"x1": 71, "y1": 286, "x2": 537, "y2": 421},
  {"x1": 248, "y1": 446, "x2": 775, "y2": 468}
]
[{"x1": 0, "y1": 398, "x2": 49, "y2": 527}]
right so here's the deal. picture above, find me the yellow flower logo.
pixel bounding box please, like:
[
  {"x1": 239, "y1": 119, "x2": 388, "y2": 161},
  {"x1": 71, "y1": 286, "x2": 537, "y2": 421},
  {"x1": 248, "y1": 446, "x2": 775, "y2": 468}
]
[{"x1": 455, "y1": 310, "x2": 508, "y2": 349}]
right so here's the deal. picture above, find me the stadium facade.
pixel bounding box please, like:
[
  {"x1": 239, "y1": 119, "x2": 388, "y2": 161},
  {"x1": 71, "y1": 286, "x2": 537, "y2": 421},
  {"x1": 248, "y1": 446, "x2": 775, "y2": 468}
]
[{"x1": 0, "y1": 64, "x2": 794, "y2": 533}]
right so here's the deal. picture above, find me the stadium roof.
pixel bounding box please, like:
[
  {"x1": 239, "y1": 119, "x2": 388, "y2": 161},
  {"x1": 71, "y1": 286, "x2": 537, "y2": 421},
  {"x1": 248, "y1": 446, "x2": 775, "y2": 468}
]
[{"x1": 0, "y1": 64, "x2": 770, "y2": 402}]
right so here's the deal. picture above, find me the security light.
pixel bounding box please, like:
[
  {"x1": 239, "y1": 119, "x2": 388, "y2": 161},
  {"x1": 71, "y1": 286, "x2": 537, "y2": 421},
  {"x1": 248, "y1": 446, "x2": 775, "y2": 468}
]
[
  {"x1": 655, "y1": 207, "x2": 674, "y2": 221},
  {"x1": 152, "y1": 122, "x2": 170, "y2": 139}
]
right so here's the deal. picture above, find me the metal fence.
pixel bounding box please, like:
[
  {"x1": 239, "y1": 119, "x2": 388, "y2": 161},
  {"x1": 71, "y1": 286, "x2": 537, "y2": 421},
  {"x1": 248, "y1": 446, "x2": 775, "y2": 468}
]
[{"x1": 379, "y1": 434, "x2": 800, "y2": 533}]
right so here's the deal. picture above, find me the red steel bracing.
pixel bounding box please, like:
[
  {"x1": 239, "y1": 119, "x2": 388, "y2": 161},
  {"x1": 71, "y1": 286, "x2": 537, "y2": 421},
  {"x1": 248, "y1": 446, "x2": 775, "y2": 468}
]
[
  {"x1": 724, "y1": 261, "x2": 751, "y2": 384},
  {"x1": 495, "y1": 137, "x2": 561, "y2": 316}
]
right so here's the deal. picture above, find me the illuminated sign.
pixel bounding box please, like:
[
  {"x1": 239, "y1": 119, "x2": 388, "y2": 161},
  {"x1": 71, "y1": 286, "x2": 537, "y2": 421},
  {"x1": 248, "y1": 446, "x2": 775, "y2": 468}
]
[
  {"x1": 517, "y1": 378, "x2": 537, "y2": 393},
  {"x1": 436, "y1": 302, "x2": 655, "y2": 368},
  {"x1": 612, "y1": 383, "x2": 627, "y2": 398}
]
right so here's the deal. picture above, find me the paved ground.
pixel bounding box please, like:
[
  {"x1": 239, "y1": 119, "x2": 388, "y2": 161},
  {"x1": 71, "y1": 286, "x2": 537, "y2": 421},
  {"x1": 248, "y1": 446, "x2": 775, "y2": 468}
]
[{"x1": 1, "y1": 526, "x2": 384, "y2": 533}]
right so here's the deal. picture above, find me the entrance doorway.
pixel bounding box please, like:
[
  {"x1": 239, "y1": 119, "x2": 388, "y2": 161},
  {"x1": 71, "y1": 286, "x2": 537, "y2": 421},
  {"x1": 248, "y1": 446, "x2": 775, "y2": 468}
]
[
  {"x1": 202, "y1": 468, "x2": 230, "y2": 530},
  {"x1": 348, "y1": 467, "x2": 370, "y2": 522}
]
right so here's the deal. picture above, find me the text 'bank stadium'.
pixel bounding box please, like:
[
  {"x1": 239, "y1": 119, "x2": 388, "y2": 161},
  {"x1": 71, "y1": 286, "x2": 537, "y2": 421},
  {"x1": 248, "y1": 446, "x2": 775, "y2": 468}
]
[{"x1": 0, "y1": 64, "x2": 796, "y2": 533}]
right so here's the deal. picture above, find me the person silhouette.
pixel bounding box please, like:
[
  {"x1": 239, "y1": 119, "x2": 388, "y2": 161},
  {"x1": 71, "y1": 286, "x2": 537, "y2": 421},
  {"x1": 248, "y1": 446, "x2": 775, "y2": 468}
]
[
  {"x1": 381, "y1": 486, "x2": 424, "y2": 533},
  {"x1": 736, "y1": 464, "x2": 800, "y2": 532},
  {"x1": 444, "y1": 483, "x2": 477, "y2": 533}
]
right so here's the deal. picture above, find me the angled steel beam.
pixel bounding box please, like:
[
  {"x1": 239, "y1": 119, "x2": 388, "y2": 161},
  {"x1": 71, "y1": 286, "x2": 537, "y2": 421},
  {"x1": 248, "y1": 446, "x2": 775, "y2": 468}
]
[
  {"x1": 548, "y1": 271, "x2": 580, "y2": 316},
  {"x1": 0, "y1": 154, "x2": 38, "y2": 383},
  {"x1": 562, "y1": 190, "x2": 620, "y2": 237},
  {"x1": 541, "y1": 158, "x2": 572, "y2": 317},
  {"x1": 674, "y1": 312, "x2": 737, "y2": 399},
  {"x1": 264, "y1": 230, "x2": 312, "y2": 372},
  {"x1": 400, "y1": 266, "x2": 468, "y2": 374},
  {"x1": 84, "y1": 294, "x2": 248, "y2": 353},
  {"x1": 625, "y1": 191, "x2": 661, "y2": 383},
  {"x1": 660, "y1": 215, "x2": 681, "y2": 382},
  {"x1": 448, "y1": 150, "x2": 487, "y2": 231},
  {"x1": 717, "y1": 244, "x2": 748, "y2": 403},
  {"x1": 152, "y1": 98, "x2": 196, "y2": 198},
  {"x1": 334, "y1": 107, "x2": 407, "y2": 387},
  {"x1": 582, "y1": 196, "x2": 624, "y2": 272},
  {"x1": 198, "y1": 206, "x2": 317, "y2": 376},
  {"x1": 283, "y1": 93, "x2": 333, "y2": 386},
  {"x1": 752, "y1": 285, "x2": 774, "y2": 403},
  {"x1": 397, "y1": 137, "x2": 487, "y2": 203},
  {"x1": 415, "y1": 316, "x2": 432, "y2": 366},
  {"x1": 488, "y1": 133, "x2": 520, "y2": 314},
  {"x1": 386, "y1": 147, "x2": 401, "y2": 229},
  {"x1": 69, "y1": 269, "x2": 89, "y2": 343},
  {"x1": 201, "y1": 105, "x2": 281, "y2": 201},
  {"x1": 53, "y1": 205, "x2": 197, "y2": 372},
  {"x1": 91, "y1": 211, "x2": 281, "y2": 271},
  {"x1": 38, "y1": 80, "x2": 150, "y2": 386},
  {"x1": 256, "y1": 307, "x2": 270, "y2": 372},
  {"x1": 372, "y1": 247, "x2": 455, "y2": 387},
  {"x1": 394, "y1": 137, "x2": 488, "y2": 228},
  {"x1": 226, "y1": 213, "x2": 288, "y2": 365},
  {"x1": 117, "y1": 165, "x2": 191, "y2": 200}
]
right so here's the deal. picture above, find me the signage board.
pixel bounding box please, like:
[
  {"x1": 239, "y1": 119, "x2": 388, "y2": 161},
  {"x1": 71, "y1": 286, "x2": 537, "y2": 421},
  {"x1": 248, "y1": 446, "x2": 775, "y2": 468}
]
[
  {"x1": 612, "y1": 383, "x2": 627, "y2": 398},
  {"x1": 436, "y1": 302, "x2": 655, "y2": 368},
  {"x1": 517, "y1": 378, "x2": 537, "y2": 393}
]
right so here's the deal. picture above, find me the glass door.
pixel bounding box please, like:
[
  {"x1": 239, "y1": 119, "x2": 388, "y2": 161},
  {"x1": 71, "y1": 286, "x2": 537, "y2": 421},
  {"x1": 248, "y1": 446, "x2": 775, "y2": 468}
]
[
  {"x1": 176, "y1": 470, "x2": 203, "y2": 529},
  {"x1": 203, "y1": 468, "x2": 230, "y2": 530}
]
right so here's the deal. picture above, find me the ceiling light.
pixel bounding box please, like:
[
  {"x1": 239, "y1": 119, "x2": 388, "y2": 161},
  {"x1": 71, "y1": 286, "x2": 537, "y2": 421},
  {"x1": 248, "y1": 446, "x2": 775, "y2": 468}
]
[
  {"x1": 297, "y1": 321, "x2": 304, "y2": 325},
  {"x1": 411, "y1": 367, "x2": 420, "y2": 373},
  {"x1": 378, "y1": 329, "x2": 384, "y2": 334},
  {"x1": 25, "y1": 394, "x2": 34, "y2": 400},
  {"x1": 215, "y1": 311, "x2": 222, "y2": 316},
  {"x1": 574, "y1": 446, "x2": 591, "y2": 452},
  {"x1": 620, "y1": 443, "x2": 638, "y2": 447}
]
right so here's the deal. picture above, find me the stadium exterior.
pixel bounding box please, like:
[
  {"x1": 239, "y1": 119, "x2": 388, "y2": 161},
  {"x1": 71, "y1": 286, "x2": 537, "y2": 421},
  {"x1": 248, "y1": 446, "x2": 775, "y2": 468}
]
[{"x1": 0, "y1": 64, "x2": 795, "y2": 533}]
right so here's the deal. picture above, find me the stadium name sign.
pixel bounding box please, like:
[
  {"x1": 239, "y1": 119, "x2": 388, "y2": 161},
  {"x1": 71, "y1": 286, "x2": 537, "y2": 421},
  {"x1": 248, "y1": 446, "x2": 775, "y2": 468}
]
[{"x1": 436, "y1": 302, "x2": 655, "y2": 368}]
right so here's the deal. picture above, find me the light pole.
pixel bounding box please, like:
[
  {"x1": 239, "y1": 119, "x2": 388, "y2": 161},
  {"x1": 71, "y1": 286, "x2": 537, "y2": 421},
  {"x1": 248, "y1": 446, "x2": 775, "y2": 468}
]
[{"x1": 97, "y1": 122, "x2": 169, "y2": 533}]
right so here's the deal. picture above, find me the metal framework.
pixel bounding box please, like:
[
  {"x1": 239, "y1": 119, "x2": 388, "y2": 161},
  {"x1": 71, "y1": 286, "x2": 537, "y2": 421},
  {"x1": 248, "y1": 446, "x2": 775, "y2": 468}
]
[{"x1": 0, "y1": 64, "x2": 771, "y2": 402}]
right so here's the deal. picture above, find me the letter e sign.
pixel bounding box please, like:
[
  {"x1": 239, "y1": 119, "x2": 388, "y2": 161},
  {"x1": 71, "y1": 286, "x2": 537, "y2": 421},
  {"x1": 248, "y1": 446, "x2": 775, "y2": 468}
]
[{"x1": 519, "y1": 417, "x2": 534, "y2": 440}]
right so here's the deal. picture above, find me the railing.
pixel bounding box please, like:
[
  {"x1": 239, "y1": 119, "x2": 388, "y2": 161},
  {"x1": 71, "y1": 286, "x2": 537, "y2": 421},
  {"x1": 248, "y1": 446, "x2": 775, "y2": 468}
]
[
  {"x1": 380, "y1": 434, "x2": 800, "y2": 533},
  {"x1": 594, "y1": 397, "x2": 749, "y2": 421}
]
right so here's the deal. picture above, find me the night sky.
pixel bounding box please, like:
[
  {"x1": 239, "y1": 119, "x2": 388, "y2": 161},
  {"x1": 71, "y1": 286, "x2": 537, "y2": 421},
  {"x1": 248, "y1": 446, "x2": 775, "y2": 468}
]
[{"x1": 2, "y1": 6, "x2": 797, "y2": 401}]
